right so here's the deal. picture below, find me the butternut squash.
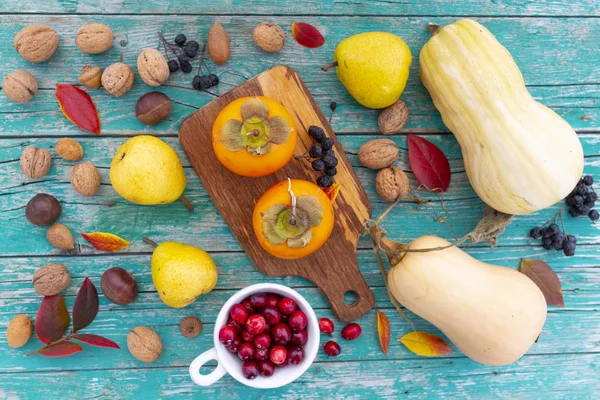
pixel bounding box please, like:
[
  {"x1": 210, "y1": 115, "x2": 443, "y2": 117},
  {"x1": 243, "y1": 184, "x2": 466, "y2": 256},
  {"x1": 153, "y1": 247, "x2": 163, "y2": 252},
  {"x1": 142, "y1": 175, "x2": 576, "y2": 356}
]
[
  {"x1": 388, "y1": 235, "x2": 547, "y2": 366},
  {"x1": 420, "y1": 19, "x2": 584, "y2": 215}
]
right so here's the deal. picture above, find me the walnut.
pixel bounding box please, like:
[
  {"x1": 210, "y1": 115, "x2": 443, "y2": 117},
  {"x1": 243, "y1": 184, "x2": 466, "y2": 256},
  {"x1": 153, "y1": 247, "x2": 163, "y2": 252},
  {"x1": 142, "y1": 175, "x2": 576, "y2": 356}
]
[
  {"x1": 137, "y1": 49, "x2": 170, "y2": 87},
  {"x1": 253, "y1": 22, "x2": 285, "y2": 53},
  {"x1": 75, "y1": 24, "x2": 113, "y2": 54},
  {"x1": 78, "y1": 66, "x2": 102, "y2": 89},
  {"x1": 7, "y1": 314, "x2": 32, "y2": 348},
  {"x1": 20, "y1": 146, "x2": 52, "y2": 179},
  {"x1": 56, "y1": 138, "x2": 84, "y2": 161},
  {"x1": 358, "y1": 139, "x2": 399, "y2": 170},
  {"x1": 14, "y1": 25, "x2": 58, "y2": 63},
  {"x1": 127, "y1": 326, "x2": 162, "y2": 363},
  {"x1": 378, "y1": 99, "x2": 409, "y2": 135},
  {"x1": 3, "y1": 70, "x2": 38, "y2": 103},
  {"x1": 47, "y1": 223, "x2": 74, "y2": 250},
  {"x1": 180, "y1": 316, "x2": 202, "y2": 339},
  {"x1": 376, "y1": 166, "x2": 410, "y2": 201},
  {"x1": 32, "y1": 263, "x2": 71, "y2": 296},
  {"x1": 101, "y1": 63, "x2": 134, "y2": 97},
  {"x1": 70, "y1": 162, "x2": 101, "y2": 196}
]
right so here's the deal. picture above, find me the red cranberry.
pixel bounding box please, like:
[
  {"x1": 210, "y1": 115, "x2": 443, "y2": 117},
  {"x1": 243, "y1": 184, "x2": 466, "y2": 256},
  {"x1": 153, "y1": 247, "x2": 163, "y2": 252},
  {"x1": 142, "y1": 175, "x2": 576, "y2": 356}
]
[
  {"x1": 241, "y1": 330, "x2": 254, "y2": 342},
  {"x1": 262, "y1": 306, "x2": 281, "y2": 325},
  {"x1": 226, "y1": 337, "x2": 241, "y2": 353},
  {"x1": 291, "y1": 329, "x2": 308, "y2": 345},
  {"x1": 227, "y1": 318, "x2": 243, "y2": 334},
  {"x1": 319, "y1": 318, "x2": 334, "y2": 335},
  {"x1": 242, "y1": 360, "x2": 259, "y2": 379},
  {"x1": 278, "y1": 297, "x2": 297, "y2": 315},
  {"x1": 263, "y1": 323, "x2": 271, "y2": 334},
  {"x1": 249, "y1": 292, "x2": 268, "y2": 309},
  {"x1": 323, "y1": 341, "x2": 341, "y2": 356},
  {"x1": 287, "y1": 345, "x2": 305, "y2": 365},
  {"x1": 254, "y1": 333, "x2": 271, "y2": 349},
  {"x1": 237, "y1": 342, "x2": 255, "y2": 361},
  {"x1": 255, "y1": 347, "x2": 269, "y2": 361},
  {"x1": 241, "y1": 299, "x2": 256, "y2": 315},
  {"x1": 271, "y1": 323, "x2": 292, "y2": 345},
  {"x1": 269, "y1": 345, "x2": 287, "y2": 365},
  {"x1": 288, "y1": 310, "x2": 307, "y2": 332},
  {"x1": 246, "y1": 314, "x2": 266, "y2": 335},
  {"x1": 218, "y1": 325, "x2": 237, "y2": 345},
  {"x1": 258, "y1": 360, "x2": 276, "y2": 377},
  {"x1": 230, "y1": 304, "x2": 248, "y2": 325},
  {"x1": 341, "y1": 323, "x2": 362, "y2": 340},
  {"x1": 266, "y1": 294, "x2": 281, "y2": 308}
]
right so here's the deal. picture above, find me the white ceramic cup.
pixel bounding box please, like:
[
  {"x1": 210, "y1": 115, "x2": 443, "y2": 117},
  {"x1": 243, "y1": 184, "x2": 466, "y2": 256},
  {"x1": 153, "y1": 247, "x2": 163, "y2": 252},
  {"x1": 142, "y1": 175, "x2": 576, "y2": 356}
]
[{"x1": 189, "y1": 283, "x2": 320, "y2": 389}]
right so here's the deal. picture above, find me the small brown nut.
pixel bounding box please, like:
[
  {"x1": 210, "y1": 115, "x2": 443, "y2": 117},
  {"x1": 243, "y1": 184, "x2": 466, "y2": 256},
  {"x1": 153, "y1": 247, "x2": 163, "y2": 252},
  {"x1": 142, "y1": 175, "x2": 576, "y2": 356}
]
[
  {"x1": 358, "y1": 139, "x2": 399, "y2": 170},
  {"x1": 75, "y1": 24, "x2": 113, "y2": 54},
  {"x1": 3, "y1": 70, "x2": 38, "y2": 103},
  {"x1": 78, "y1": 66, "x2": 102, "y2": 89},
  {"x1": 56, "y1": 138, "x2": 84, "y2": 161},
  {"x1": 7, "y1": 314, "x2": 32, "y2": 348},
  {"x1": 32, "y1": 263, "x2": 71, "y2": 296},
  {"x1": 253, "y1": 22, "x2": 285, "y2": 53},
  {"x1": 137, "y1": 49, "x2": 170, "y2": 87},
  {"x1": 128, "y1": 326, "x2": 162, "y2": 363},
  {"x1": 70, "y1": 162, "x2": 101, "y2": 196},
  {"x1": 135, "y1": 92, "x2": 172, "y2": 125},
  {"x1": 20, "y1": 146, "x2": 52, "y2": 179},
  {"x1": 47, "y1": 223, "x2": 74, "y2": 250},
  {"x1": 180, "y1": 316, "x2": 202, "y2": 339},
  {"x1": 378, "y1": 99, "x2": 409, "y2": 135},
  {"x1": 101, "y1": 63, "x2": 134, "y2": 96},
  {"x1": 14, "y1": 25, "x2": 58, "y2": 63},
  {"x1": 208, "y1": 20, "x2": 230, "y2": 65},
  {"x1": 376, "y1": 167, "x2": 410, "y2": 202},
  {"x1": 26, "y1": 193, "x2": 62, "y2": 226}
]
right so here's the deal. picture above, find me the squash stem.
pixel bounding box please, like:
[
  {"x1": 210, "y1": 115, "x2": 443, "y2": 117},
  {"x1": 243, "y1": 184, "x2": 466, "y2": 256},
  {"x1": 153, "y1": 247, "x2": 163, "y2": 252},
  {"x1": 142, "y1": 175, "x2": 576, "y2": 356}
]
[{"x1": 427, "y1": 23, "x2": 441, "y2": 36}]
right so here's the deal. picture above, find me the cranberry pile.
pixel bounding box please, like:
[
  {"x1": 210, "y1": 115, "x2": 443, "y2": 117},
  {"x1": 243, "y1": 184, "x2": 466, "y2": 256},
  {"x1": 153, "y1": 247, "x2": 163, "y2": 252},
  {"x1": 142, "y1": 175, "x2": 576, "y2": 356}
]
[{"x1": 219, "y1": 292, "x2": 308, "y2": 379}]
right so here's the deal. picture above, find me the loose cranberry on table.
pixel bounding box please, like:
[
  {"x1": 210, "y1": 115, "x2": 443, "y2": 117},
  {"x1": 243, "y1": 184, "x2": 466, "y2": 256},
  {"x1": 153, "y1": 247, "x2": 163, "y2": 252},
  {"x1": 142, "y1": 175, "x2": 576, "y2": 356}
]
[
  {"x1": 324, "y1": 340, "x2": 341, "y2": 356},
  {"x1": 241, "y1": 299, "x2": 256, "y2": 315},
  {"x1": 288, "y1": 309, "x2": 307, "y2": 332},
  {"x1": 266, "y1": 294, "x2": 281, "y2": 308},
  {"x1": 291, "y1": 329, "x2": 308, "y2": 345},
  {"x1": 341, "y1": 322, "x2": 362, "y2": 340},
  {"x1": 271, "y1": 322, "x2": 292, "y2": 345},
  {"x1": 255, "y1": 347, "x2": 269, "y2": 361},
  {"x1": 218, "y1": 325, "x2": 237, "y2": 345},
  {"x1": 262, "y1": 306, "x2": 282, "y2": 325},
  {"x1": 270, "y1": 345, "x2": 288, "y2": 365},
  {"x1": 230, "y1": 303, "x2": 248, "y2": 325},
  {"x1": 318, "y1": 318, "x2": 334, "y2": 335},
  {"x1": 258, "y1": 360, "x2": 276, "y2": 377},
  {"x1": 278, "y1": 297, "x2": 297, "y2": 315},
  {"x1": 237, "y1": 342, "x2": 255, "y2": 361},
  {"x1": 250, "y1": 292, "x2": 268, "y2": 309},
  {"x1": 242, "y1": 360, "x2": 260, "y2": 379},
  {"x1": 254, "y1": 333, "x2": 271, "y2": 349},
  {"x1": 287, "y1": 345, "x2": 305, "y2": 365},
  {"x1": 241, "y1": 330, "x2": 254, "y2": 342},
  {"x1": 246, "y1": 314, "x2": 267, "y2": 335}
]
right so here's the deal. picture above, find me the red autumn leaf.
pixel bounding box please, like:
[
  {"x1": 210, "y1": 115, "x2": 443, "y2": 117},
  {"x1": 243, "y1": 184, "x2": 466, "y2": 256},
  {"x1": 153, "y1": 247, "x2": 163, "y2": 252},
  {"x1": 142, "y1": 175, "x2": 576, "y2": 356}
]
[
  {"x1": 72, "y1": 277, "x2": 99, "y2": 332},
  {"x1": 73, "y1": 334, "x2": 120, "y2": 349},
  {"x1": 36, "y1": 295, "x2": 70, "y2": 344},
  {"x1": 519, "y1": 259, "x2": 564, "y2": 306},
  {"x1": 33, "y1": 341, "x2": 83, "y2": 357},
  {"x1": 291, "y1": 22, "x2": 325, "y2": 48},
  {"x1": 323, "y1": 183, "x2": 341, "y2": 202},
  {"x1": 407, "y1": 134, "x2": 451, "y2": 192},
  {"x1": 56, "y1": 84, "x2": 101, "y2": 134},
  {"x1": 399, "y1": 331, "x2": 452, "y2": 357},
  {"x1": 81, "y1": 232, "x2": 130, "y2": 252},
  {"x1": 376, "y1": 310, "x2": 391, "y2": 355}
]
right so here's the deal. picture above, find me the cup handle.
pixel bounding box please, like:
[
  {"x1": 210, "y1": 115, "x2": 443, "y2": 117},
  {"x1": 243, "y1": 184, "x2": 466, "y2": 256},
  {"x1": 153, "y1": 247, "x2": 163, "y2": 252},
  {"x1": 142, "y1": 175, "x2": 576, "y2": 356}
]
[{"x1": 189, "y1": 348, "x2": 227, "y2": 386}]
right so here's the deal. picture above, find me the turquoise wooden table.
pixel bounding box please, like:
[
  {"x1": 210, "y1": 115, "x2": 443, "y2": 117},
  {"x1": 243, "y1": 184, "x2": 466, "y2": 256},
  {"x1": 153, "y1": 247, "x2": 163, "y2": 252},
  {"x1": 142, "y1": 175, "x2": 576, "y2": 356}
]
[{"x1": 1, "y1": 1, "x2": 599, "y2": 398}]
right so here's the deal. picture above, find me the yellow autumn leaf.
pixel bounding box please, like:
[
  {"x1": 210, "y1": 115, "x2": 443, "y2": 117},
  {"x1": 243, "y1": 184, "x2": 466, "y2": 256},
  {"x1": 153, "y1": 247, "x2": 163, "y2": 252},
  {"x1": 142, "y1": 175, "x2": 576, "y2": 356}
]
[
  {"x1": 399, "y1": 331, "x2": 452, "y2": 357},
  {"x1": 376, "y1": 310, "x2": 391, "y2": 355},
  {"x1": 81, "y1": 232, "x2": 130, "y2": 252}
]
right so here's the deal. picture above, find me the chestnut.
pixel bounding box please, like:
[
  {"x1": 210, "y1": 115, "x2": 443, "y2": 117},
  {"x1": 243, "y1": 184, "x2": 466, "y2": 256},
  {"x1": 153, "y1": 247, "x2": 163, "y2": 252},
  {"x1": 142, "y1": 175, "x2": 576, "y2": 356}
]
[
  {"x1": 26, "y1": 193, "x2": 62, "y2": 226},
  {"x1": 101, "y1": 267, "x2": 138, "y2": 305},
  {"x1": 135, "y1": 92, "x2": 172, "y2": 125}
]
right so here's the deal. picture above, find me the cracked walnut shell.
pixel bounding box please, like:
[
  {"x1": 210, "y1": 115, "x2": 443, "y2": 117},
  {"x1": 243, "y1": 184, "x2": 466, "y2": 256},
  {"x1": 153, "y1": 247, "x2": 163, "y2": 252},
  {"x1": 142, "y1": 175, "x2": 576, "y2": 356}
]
[
  {"x1": 76, "y1": 24, "x2": 113, "y2": 54},
  {"x1": 32, "y1": 263, "x2": 71, "y2": 296},
  {"x1": 101, "y1": 62, "x2": 134, "y2": 97},
  {"x1": 128, "y1": 326, "x2": 162, "y2": 363},
  {"x1": 70, "y1": 162, "x2": 101, "y2": 196},
  {"x1": 358, "y1": 139, "x2": 399, "y2": 170},
  {"x1": 3, "y1": 70, "x2": 38, "y2": 103},
  {"x1": 137, "y1": 48, "x2": 170, "y2": 87},
  {"x1": 376, "y1": 166, "x2": 410, "y2": 201},
  {"x1": 14, "y1": 25, "x2": 59, "y2": 63},
  {"x1": 78, "y1": 66, "x2": 102, "y2": 89},
  {"x1": 20, "y1": 146, "x2": 52, "y2": 179}
]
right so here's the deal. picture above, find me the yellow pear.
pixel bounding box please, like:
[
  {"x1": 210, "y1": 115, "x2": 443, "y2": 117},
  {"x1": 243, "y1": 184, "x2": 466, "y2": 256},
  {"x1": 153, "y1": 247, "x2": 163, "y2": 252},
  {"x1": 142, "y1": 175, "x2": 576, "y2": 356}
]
[
  {"x1": 151, "y1": 241, "x2": 218, "y2": 308},
  {"x1": 323, "y1": 32, "x2": 412, "y2": 109},
  {"x1": 110, "y1": 135, "x2": 186, "y2": 205}
]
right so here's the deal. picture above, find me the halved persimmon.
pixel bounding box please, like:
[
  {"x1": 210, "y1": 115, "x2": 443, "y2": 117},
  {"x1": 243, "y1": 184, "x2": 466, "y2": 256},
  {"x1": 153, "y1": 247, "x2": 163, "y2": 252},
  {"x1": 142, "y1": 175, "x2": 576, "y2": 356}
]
[
  {"x1": 253, "y1": 179, "x2": 334, "y2": 259},
  {"x1": 212, "y1": 96, "x2": 297, "y2": 177}
]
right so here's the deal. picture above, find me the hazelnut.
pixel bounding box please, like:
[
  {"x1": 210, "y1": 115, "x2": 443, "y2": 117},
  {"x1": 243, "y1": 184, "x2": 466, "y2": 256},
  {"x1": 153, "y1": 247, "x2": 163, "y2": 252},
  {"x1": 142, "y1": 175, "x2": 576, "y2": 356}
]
[
  {"x1": 135, "y1": 92, "x2": 172, "y2": 125},
  {"x1": 208, "y1": 20, "x2": 230, "y2": 65},
  {"x1": 101, "y1": 267, "x2": 138, "y2": 305},
  {"x1": 75, "y1": 24, "x2": 113, "y2": 54},
  {"x1": 137, "y1": 49, "x2": 170, "y2": 87},
  {"x1": 14, "y1": 25, "x2": 59, "y2": 63},
  {"x1": 78, "y1": 66, "x2": 102, "y2": 89},
  {"x1": 26, "y1": 193, "x2": 62, "y2": 226},
  {"x1": 32, "y1": 263, "x2": 71, "y2": 296},
  {"x1": 180, "y1": 316, "x2": 202, "y2": 339},
  {"x1": 6, "y1": 314, "x2": 32, "y2": 348},
  {"x1": 101, "y1": 63, "x2": 134, "y2": 97},
  {"x1": 378, "y1": 99, "x2": 409, "y2": 135},
  {"x1": 70, "y1": 162, "x2": 101, "y2": 196},
  {"x1": 127, "y1": 326, "x2": 162, "y2": 363},
  {"x1": 20, "y1": 146, "x2": 52, "y2": 179},
  {"x1": 3, "y1": 70, "x2": 38, "y2": 103},
  {"x1": 253, "y1": 22, "x2": 285, "y2": 53},
  {"x1": 376, "y1": 167, "x2": 411, "y2": 201},
  {"x1": 47, "y1": 223, "x2": 75, "y2": 250},
  {"x1": 56, "y1": 138, "x2": 84, "y2": 161},
  {"x1": 358, "y1": 139, "x2": 399, "y2": 170}
]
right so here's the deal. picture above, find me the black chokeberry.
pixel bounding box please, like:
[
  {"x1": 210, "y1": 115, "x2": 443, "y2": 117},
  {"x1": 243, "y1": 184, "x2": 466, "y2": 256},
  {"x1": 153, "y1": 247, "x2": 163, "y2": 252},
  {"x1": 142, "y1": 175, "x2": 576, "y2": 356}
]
[
  {"x1": 588, "y1": 192, "x2": 598, "y2": 202},
  {"x1": 178, "y1": 53, "x2": 189, "y2": 63},
  {"x1": 589, "y1": 209, "x2": 600, "y2": 221},
  {"x1": 317, "y1": 175, "x2": 334, "y2": 188},
  {"x1": 322, "y1": 154, "x2": 338, "y2": 169},
  {"x1": 312, "y1": 159, "x2": 325, "y2": 171},
  {"x1": 193, "y1": 75, "x2": 201, "y2": 90},
  {"x1": 585, "y1": 200, "x2": 595, "y2": 209},
  {"x1": 548, "y1": 224, "x2": 560, "y2": 235},
  {"x1": 175, "y1": 34, "x2": 187, "y2": 46},
  {"x1": 573, "y1": 195, "x2": 584, "y2": 205},
  {"x1": 330, "y1": 101, "x2": 337, "y2": 111},
  {"x1": 198, "y1": 75, "x2": 212, "y2": 89},
  {"x1": 184, "y1": 41, "x2": 200, "y2": 57},
  {"x1": 577, "y1": 204, "x2": 590, "y2": 216},
  {"x1": 530, "y1": 227, "x2": 542, "y2": 239},
  {"x1": 569, "y1": 207, "x2": 578, "y2": 217},
  {"x1": 553, "y1": 238, "x2": 565, "y2": 251},
  {"x1": 576, "y1": 183, "x2": 587, "y2": 196},
  {"x1": 168, "y1": 59, "x2": 180, "y2": 73},
  {"x1": 542, "y1": 239, "x2": 553, "y2": 250},
  {"x1": 321, "y1": 138, "x2": 334, "y2": 151},
  {"x1": 325, "y1": 167, "x2": 337, "y2": 177},
  {"x1": 309, "y1": 144, "x2": 323, "y2": 158},
  {"x1": 566, "y1": 234, "x2": 577, "y2": 245},
  {"x1": 180, "y1": 59, "x2": 192, "y2": 73},
  {"x1": 564, "y1": 248, "x2": 575, "y2": 257},
  {"x1": 207, "y1": 74, "x2": 219, "y2": 87},
  {"x1": 583, "y1": 175, "x2": 594, "y2": 186},
  {"x1": 308, "y1": 126, "x2": 326, "y2": 142},
  {"x1": 540, "y1": 227, "x2": 551, "y2": 238}
]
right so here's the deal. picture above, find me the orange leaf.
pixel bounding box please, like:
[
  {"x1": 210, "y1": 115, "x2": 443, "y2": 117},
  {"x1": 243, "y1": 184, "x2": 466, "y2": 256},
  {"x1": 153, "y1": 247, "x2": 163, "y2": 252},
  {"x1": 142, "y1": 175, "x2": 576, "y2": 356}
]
[
  {"x1": 56, "y1": 84, "x2": 101, "y2": 134},
  {"x1": 399, "y1": 331, "x2": 452, "y2": 357},
  {"x1": 519, "y1": 259, "x2": 564, "y2": 306},
  {"x1": 81, "y1": 232, "x2": 130, "y2": 252},
  {"x1": 291, "y1": 22, "x2": 325, "y2": 48},
  {"x1": 376, "y1": 310, "x2": 391, "y2": 355},
  {"x1": 323, "y1": 183, "x2": 341, "y2": 202}
]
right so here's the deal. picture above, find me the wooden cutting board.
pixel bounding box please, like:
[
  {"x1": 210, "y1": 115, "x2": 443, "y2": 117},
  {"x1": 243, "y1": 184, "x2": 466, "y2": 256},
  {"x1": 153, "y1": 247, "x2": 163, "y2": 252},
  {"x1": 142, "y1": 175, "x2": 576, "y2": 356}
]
[{"x1": 179, "y1": 66, "x2": 374, "y2": 322}]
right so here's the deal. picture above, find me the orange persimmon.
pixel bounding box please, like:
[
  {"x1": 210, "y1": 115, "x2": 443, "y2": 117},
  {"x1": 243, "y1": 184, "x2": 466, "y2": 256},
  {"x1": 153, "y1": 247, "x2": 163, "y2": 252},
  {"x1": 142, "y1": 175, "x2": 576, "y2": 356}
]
[
  {"x1": 212, "y1": 96, "x2": 297, "y2": 177},
  {"x1": 253, "y1": 179, "x2": 334, "y2": 259}
]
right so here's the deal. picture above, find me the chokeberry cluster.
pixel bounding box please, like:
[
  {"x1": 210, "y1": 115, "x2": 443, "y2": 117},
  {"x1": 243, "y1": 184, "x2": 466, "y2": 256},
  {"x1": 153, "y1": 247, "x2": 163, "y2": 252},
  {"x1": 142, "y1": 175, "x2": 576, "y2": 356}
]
[
  {"x1": 192, "y1": 51, "x2": 219, "y2": 91},
  {"x1": 159, "y1": 32, "x2": 201, "y2": 74},
  {"x1": 530, "y1": 222, "x2": 577, "y2": 257},
  {"x1": 565, "y1": 175, "x2": 598, "y2": 221},
  {"x1": 308, "y1": 126, "x2": 338, "y2": 188}
]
